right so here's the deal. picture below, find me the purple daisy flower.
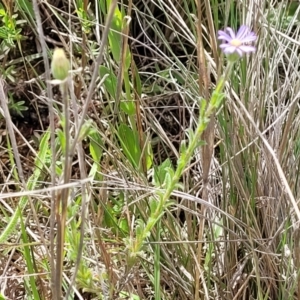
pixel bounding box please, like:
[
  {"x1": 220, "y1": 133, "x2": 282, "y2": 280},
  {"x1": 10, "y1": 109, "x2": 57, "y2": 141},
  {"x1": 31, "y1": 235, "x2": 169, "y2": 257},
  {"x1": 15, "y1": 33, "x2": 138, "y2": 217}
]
[{"x1": 218, "y1": 25, "x2": 257, "y2": 56}]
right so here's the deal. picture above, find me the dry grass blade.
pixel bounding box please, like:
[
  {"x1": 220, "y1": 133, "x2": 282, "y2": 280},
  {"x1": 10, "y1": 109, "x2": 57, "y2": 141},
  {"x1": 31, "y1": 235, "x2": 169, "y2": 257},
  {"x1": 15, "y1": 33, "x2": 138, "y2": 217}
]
[
  {"x1": 194, "y1": 1, "x2": 215, "y2": 299},
  {"x1": 2, "y1": 0, "x2": 300, "y2": 299},
  {"x1": 0, "y1": 78, "x2": 25, "y2": 184}
]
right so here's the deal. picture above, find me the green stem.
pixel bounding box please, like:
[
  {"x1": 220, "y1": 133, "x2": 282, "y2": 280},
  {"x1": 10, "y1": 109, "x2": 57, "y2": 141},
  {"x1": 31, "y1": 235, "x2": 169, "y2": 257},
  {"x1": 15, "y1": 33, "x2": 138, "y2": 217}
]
[{"x1": 129, "y1": 61, "x2": 234, "y2": 260}]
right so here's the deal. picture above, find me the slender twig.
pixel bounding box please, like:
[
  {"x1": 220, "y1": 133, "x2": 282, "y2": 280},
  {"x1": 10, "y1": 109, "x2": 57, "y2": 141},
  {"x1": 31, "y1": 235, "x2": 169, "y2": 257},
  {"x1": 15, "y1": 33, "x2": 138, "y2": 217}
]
[
  {"x1": 194, "y1": 2, "x2": 212, "y2": 298},
  {"x1": 64, "y1": 75, "x2": 89, "y2": 299},
  {"x1": 32, "y1": 1, "x2": 57, "y2": 298},
  {"x1": 0, "y1": 78, "x2": 25, "y2": 184},
  {"x1": 55, "y1": 80, "x2": 72, "y2": 300}
]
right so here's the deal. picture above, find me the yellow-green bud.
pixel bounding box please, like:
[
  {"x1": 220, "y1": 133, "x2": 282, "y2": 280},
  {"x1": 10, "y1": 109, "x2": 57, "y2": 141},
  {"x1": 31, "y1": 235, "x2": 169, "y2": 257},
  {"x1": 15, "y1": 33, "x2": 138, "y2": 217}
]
[{"x1": 51, "y1": 48, "x2": 70, "y2": 80}]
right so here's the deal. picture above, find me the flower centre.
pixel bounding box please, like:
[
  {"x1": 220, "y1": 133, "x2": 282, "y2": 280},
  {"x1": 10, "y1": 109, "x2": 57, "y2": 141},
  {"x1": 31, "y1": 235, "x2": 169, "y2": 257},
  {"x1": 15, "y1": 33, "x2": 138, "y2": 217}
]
[{"x1": 230, "y1": 39, "x2": 242, "y2": 47}]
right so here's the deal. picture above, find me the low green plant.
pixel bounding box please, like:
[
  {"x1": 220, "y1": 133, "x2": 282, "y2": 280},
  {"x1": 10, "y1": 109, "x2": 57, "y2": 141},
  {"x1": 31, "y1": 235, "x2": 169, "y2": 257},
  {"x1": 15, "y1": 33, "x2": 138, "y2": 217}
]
[
  {"x1": 75, "y1": 0, "x2": 93, "y2": 34},
  {"x1": 19, "y1": 210, "x2": 41, "y2": 300},
  {"x1": 8, "y1": 96, "x2": 28, "y2": 117},
  {"x1": 126, "y1": 69, "x2": 229, "y2": 262},
  {"x1": 0, "y1": 130, "x2": 50, "y2": 243},
  {"x1": 0, "y1": 3, "x2": 24, "y2": 57}
]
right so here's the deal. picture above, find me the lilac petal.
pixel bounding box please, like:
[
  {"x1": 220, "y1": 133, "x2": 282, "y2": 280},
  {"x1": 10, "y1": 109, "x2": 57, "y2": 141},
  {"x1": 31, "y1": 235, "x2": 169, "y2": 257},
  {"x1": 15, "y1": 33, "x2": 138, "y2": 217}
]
[
  {"x1": 222, "y1": 46, "x2": 243, "y2": 56},
  {"x1": 218, "y1": 30, "x2": 232, "y2": 42},
  {"x1": 222, "y1": 45, "x2": 237, "y2": 54},
  {"x1": 235, "y1": 48, "x2": 244, "y2": 56},
  {"x1": 236, "y1": 25, "x2": 249, "y2": 39},
  {"x1": 225, "y1": 27, "x2": 236, "y2": 39},
  {"x1": 240, "y1": 34, "x2": 257, "y2": 43},
  {"x1": 239, "y1": 45, "x2": 256, "y2": 53},
  {"x1": 219, "y1": 43, "x2": 232, "y2": 49}
]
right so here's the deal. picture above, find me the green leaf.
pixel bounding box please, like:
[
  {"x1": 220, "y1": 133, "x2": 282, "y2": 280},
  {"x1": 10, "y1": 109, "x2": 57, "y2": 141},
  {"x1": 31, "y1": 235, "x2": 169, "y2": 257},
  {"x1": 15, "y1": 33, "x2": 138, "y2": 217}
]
[
  {"x1": 8, "y1": 99, "x2": 28, "y2": 117},
  {"x1": 15, "y1": 0, "x2": 35, "y2": 26},
  {"x1": 56, "y1": 128, "x2": 66, "y2": 153},
  {"x1": 78, "y1": 119, "x2": 94, "y2": 141},
  {"x1": 106, "y1": 1, "x2": 122, "y2": 61},
  {"x1": 149, "y1": 197, "x2": 158, "y2": 214},
  {"x1": 99, "y1": 65, "x2": 117, "y2": 99},
  {"x1": 119, "y1": 291, "x2": 140, "y2": 300},
  {"x1": 145, "y1": 141, "x2": 153, "y2": 170},
  {"x1": 19, "y1": 208, "x2": 41, "y2": 300},
  {"x1": 117, "y1": 124, "x2": 141, "y2": 168},
  {"x1": 89, "y1": 130, "x2": 103, "y2": 162},
  {"x1": 211, "y1": 91, "x2": 225, "y2": 108},
  {"x1": 106, "y1": 0, "x2": 131, "y2": 69},
  {"x1": 153, "y1": 159, "x2": 173, "y2": 186},
  {"x1": 136, "y1": 219, "x2": 145, "y2": 239},
  {"x1": 32, "y1": 130, "x2": 50, "y2": 185},
  {"x1": 179, "y1": 138, "x2": 188, "y2": 154},
  {"x1": 120, "y1": 100, "x2": 135, "y2": 115},
  {"x1": 119, "y1": 218, "x2": 129, "y2": 234},
  {"x1": 103, "y1": 204, "x2": 118, "y2": 230},
  {"x1": 164, "y1": 167, "x2": 174, "y2": 187}
]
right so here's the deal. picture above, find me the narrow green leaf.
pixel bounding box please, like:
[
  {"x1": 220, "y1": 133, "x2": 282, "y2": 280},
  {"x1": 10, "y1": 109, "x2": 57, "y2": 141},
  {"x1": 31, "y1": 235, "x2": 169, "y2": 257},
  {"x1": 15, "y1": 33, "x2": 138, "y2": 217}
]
[
  {"x1": 99, "y1": 65, "x2": 117, "y2": 99},
  {"x1": 117, "y1": 124, "x2": 141, "y2": 168},
  {"x1": 19, "y1": 208, "x2": 40, "y2": 300},
  {"x1": 89, "y1": 131, "x2": 103, "y2": 162}
]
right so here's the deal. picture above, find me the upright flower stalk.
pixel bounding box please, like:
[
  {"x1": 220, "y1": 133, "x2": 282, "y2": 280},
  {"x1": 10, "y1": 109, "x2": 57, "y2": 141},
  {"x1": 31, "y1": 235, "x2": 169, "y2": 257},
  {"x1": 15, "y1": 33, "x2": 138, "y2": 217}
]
[
  {"x1": 51, "y1": 47, "x2": 72, "y2": 299},
  {"x1": 127, "y1": 26, "x2": 257, "y2": 264}
]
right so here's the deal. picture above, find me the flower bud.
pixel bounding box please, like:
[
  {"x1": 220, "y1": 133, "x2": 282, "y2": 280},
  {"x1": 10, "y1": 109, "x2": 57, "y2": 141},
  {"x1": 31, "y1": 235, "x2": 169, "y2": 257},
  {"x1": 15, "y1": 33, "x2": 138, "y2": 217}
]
[{"x1": 51, "y1": 48, "x2": 70, "y2": 80}]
